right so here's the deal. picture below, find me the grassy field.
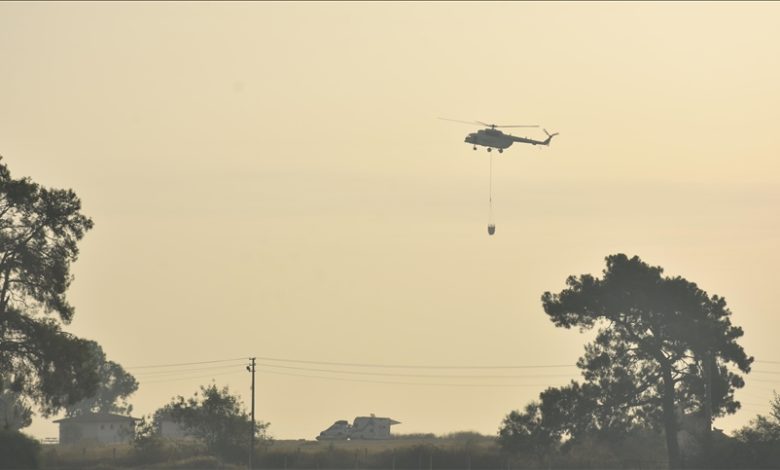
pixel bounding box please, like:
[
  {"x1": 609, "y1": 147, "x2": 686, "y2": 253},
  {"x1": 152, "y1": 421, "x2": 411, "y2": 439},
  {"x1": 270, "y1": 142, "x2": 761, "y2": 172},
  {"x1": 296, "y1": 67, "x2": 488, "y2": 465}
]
[
  {"x1": 37, "y1": 433, "x2": 668, "y2": 469},
  {"x1": 40, "y1": 442, "x2": 134, "y2": 468},
  {"x1": 37, "y1": 434, "x2": 513, "y2": 470},
  {"x1": 268, "y1": 434, "x2": 499, "y2": 454}
]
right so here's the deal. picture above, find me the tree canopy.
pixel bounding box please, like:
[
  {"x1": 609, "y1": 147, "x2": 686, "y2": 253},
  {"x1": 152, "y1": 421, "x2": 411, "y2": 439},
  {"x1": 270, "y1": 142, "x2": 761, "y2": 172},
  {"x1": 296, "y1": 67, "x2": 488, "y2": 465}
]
[
  {"x1": 151, "y1": 384, "x2": 269, "y2": 463},
  {"x1": 0, "y1": 157, "x2": 100, "y2": 416},
  {"x1": 64, "y1": 341, "x2": 138, "y2": 417},
  {"x1": 512, "y1": 254, "x2": 753, "y2": 469},
  {"x1": 498, "y1": 401, "x2": 560, "y2": 464}
]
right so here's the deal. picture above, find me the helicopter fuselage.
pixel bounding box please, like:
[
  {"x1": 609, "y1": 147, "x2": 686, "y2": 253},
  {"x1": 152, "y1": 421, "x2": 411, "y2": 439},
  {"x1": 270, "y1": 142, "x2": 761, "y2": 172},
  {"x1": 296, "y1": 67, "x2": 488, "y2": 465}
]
[
  {"x1": 465, "y1": 128, "x2": 514, "y2": 150},
  {"x1": 464, "y1": 127, "x2": 554, "y2": 152}
]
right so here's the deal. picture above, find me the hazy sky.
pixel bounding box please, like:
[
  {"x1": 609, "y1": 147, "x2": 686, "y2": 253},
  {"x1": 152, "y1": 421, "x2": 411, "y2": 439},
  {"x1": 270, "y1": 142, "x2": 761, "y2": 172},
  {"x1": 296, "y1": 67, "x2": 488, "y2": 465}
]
[{"x1": 2, "y1": 2, "x2": 779, "y2": 441}]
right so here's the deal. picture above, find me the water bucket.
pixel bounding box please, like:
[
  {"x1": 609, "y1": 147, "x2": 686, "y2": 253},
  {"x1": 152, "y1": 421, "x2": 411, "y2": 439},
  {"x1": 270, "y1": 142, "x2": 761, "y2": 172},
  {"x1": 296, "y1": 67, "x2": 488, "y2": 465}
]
[{"x1": 487, "y1": 224, "x2": 496, "y2": 236}]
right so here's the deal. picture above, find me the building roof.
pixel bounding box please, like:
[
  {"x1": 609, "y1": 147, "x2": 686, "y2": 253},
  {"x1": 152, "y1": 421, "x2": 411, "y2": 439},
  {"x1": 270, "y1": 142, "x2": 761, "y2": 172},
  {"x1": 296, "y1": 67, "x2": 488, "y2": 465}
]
[
  {"x1": 354, "y1": 416, "x2": 401, "y2": 425},
  {"x1": 53, "y1": 412, "x2": 139, "y2": 424}
]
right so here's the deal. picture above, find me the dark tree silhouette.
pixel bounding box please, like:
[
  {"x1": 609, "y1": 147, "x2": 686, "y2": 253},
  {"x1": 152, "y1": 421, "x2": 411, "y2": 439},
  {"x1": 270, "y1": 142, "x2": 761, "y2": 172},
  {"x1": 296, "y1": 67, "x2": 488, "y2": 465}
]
[
  {"x1": 732, "y1": 392, "x2": 780, "y2": 466},
  {"x1": 154, "y1": 384, "x2": 269, "y2": 463},
  {"x1": 536, "y1": 381, "x2": 625, "y2": 440},
  {"x1": 0, "y1": 389, "x2": 32, "y2": 431},
  {"x1": 498, "y1": 401, "x2": 560, "y2": 465},
  {"x1": 541, "y1": 254, "x2": 752, "y2": 469},
  {"x1": 64, "y1": 341, "x2": 138, "y2": 417},
  {"x1": 0, "y1": 157, "x2": 99, "y2": 416}
]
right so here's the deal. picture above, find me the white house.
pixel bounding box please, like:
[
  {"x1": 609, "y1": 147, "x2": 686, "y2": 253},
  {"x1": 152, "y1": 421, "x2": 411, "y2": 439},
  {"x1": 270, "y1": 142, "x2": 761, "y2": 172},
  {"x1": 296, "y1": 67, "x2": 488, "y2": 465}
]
[
  {"x1": 317, "y1": 414, "x2": 400, "y2": 440},
  {"x1": 54, "y1": 412, "x2": 138, "y2": 445},
  {"x1": 350, "y1": 415, "x2": 401, "y2": 440},
  {"x1": 316, "y1": 420, "x2": 352, "y2": 440}
]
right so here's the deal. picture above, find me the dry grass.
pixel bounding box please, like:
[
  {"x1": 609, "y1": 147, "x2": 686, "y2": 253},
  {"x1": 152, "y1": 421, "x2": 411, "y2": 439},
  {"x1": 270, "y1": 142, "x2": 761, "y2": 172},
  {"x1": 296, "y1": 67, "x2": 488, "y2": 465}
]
[
  {"x1": 40, "y1": 441, "x2": 134, "y2": 468},
  {"x1": 38, "y1": 435, "x2": 502, "y2": 469},
  {"x1": 266, "y1": 435, "x2": 498, "y2": 454}
]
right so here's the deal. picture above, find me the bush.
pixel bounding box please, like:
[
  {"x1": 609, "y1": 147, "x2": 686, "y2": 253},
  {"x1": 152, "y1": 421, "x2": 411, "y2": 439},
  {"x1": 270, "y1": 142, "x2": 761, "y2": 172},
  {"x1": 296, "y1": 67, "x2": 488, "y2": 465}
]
[
  {"x1": 391, "y1": 432, "x2": 437, "y2": 440},
  {"x1": 154, "y1": 455, "x2": 237, "y2": 469},
  {"x1": 0, "y1": 430, "x2": 41, "y2": 469},
  {"x1": 442, "y1": 430, "x2": 489, "y2": 441},
  {"x1": 156, "y1": 384, "x2": 269, "y2": 464}
]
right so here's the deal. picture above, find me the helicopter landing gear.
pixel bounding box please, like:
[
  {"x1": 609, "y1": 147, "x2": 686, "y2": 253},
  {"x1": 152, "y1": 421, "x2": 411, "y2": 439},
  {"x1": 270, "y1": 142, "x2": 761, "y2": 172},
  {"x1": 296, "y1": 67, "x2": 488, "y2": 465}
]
[
  {"x1": 487, "y1": 147, "x2": 492, "y2": 152},
  {"x1": 498, "y1": 148, "x2": 503, "y2": 154},
  {"x1": 473, "y1": 146, "x2": 477, "y2": 151}
]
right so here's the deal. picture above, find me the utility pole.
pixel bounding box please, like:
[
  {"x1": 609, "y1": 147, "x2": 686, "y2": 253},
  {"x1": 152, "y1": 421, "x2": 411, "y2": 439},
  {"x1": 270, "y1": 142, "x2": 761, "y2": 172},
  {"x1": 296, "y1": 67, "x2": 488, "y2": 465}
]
[{"x1": 247, "y1": 357, "x2": 256, "y2": 469}]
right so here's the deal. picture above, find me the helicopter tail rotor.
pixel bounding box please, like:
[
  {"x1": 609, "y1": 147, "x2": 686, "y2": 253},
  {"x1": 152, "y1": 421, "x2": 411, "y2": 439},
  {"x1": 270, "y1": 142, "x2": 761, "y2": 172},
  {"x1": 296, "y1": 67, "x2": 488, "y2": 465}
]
[{"x1": 543, "y1": 129, "x2": 559, "y2": 145}]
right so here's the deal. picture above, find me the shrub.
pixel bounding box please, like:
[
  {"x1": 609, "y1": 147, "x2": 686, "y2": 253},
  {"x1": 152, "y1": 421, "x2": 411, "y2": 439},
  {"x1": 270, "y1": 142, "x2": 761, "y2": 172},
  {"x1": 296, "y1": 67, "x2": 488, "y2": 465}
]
[
  {"x1": 0, "y1": 430, "x2": 41, "y2": 469},
  {"x1": 156, "y1": 384, "x2": 269, "y2": 464},
  {"x1": 158, "y1": 455, "x2": 232, "y2": 469}
]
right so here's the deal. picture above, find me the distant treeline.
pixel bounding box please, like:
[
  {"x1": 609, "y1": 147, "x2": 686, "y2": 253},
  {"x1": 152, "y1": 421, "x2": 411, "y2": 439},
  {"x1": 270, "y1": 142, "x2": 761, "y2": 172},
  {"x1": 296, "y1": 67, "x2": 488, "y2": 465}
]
[{"x1": 26, "y1": 421, "x2": 780, "y2": 470}]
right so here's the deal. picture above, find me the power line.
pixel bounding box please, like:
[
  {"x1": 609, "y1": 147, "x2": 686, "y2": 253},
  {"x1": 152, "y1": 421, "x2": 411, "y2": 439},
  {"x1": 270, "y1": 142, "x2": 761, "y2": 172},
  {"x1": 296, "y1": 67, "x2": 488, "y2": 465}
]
[
  {"x1": 736, "y1": 391, "x2": 778, "y2": 402},
  {"x1": 127, "y1": 357, "x2": 249, "y2": 369},
  {"x1": 119, "y1": 356, "x2": 780, "y2": 393},
  {"x1": 118, "y1": 354, "x2": 780, "y2": 371},
  {"x1": 748, "y1": 378, "x2": 780, "y2": 384},
  {"x1": 132, "y1": 363, "x2": 246, "y2": 377},
  {"x1": 743, "y1": 385, "x2": 780, "y2": 392},
  {"x1": 253, "y1": 361, "x2": 577, "y2": 379},
  {"x1": 138, "y1": 369, "x2": 245, "y2": 385},
  {"x1": 253, "y1": 355, "x2": 576, "y2": 370},
  {"x1": 255, "y1": 367, "x2": 565, "y2": 388}
]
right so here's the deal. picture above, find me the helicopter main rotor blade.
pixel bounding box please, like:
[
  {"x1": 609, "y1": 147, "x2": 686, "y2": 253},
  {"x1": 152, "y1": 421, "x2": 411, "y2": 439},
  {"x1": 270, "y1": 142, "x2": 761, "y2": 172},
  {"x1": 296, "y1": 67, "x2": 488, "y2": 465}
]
[
  {"x1": 476, "y1": 121, "x2": 539, "y2": 128},
  {"x1": 438, "y1": 117, "x2": 480, "y2": 126}
]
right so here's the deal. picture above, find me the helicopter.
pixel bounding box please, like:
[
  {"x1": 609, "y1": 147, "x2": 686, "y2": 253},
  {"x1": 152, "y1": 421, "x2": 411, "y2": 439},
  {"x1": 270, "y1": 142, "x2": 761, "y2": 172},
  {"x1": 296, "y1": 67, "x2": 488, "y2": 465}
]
[
  {"x1": 440, "y1": 118, "x2": 558, "y2": 153},
  {"x1": 439, "y1": 118, "x2": 559, "y2": 237}
]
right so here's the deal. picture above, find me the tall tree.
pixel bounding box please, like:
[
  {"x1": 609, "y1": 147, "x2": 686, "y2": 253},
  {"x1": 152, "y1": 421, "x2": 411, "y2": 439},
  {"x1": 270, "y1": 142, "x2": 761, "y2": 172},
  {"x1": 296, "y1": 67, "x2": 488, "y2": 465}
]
[
  {"x1": 64, "y1": 341, "x2": 138, "y2": 417},
  {"x1": 0, "y1": 157, "x2": 99, "y2": 416},
  {"x1": 541, "y1": 254, "x2": 752, "y2": 469}
]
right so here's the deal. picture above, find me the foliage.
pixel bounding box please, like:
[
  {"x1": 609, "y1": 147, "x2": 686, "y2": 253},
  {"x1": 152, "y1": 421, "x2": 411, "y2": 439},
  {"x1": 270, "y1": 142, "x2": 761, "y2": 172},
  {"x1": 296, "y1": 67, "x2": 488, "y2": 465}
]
[
  {"x1": 131, "y1": 415, "x2": 169, "y2": 464},
  {"x1": 254, "y1": 440, "x2": 516, "y2": 470},
  {"x1": 549, "y1": 429, "x2": 668, "y2": 470},
  {"x1": 155, "y1": 383, "x2": 269, "y2": 463},
  {"x1": 0, "y1": 157, "x2": 100, "y2": 416},
  {"x1": 441, "y1": 430, "x2": 490, "y2": 440},
  {"x1": 498, "y1": 402, "x2": 560, "y2": 462},
  {"x1": 729, "y1": 391, "x2": 780, "y2": 468},
  {"x1": 539, "y1": 254, "x2": 752, "y2": 468},
  {"x1": 0, "y1": 388, "x2": 32, "y2": 430},
  {"x1": 535, "y1": 381, "x2": 612, "y2": 440},
  {"x1": 392, "y1": 432, "x2": 437, "y2": 439},
  {"x1": 64, "y1": 341, "x2": 138, "y2": 417},
  {"x1": 155, "y1": 455, "x2": 238, "y2": 469},
  {"x1": 0, "y1": 430, "x2": 41, "y2": 469},
  {"x1": 533, "y1": 379, "x2": 660, "y2": 445}
]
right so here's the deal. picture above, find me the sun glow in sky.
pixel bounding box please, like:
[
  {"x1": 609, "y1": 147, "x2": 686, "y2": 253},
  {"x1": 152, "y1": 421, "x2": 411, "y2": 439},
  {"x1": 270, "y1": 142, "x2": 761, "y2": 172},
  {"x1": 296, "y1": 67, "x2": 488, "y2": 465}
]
[{"x1": 1, "y1": 2, "x2": 779, "y2": 441}]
